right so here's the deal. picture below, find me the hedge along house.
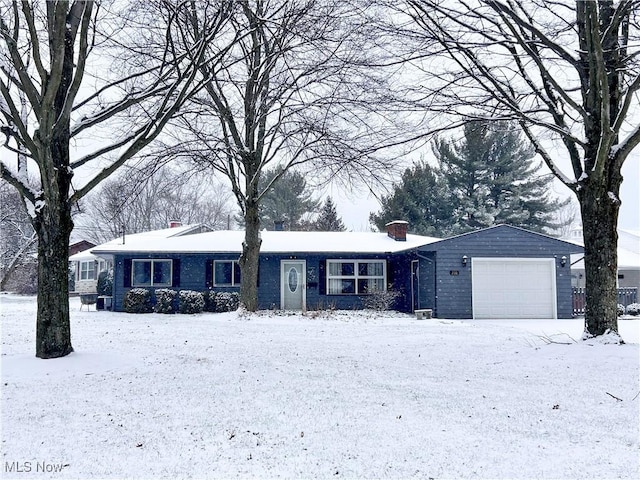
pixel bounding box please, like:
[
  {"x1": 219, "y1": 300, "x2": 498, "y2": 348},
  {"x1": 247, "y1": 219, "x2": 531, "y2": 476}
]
[
  {"x1": 413, "y1": 225, "x2": 584, "y2": 319},
  {"x1": 90, "y1": 222, "x2": 583, "y2": 318},
  {"x1": 90, "y1": 221, "x2": 438, "y2": 313}
]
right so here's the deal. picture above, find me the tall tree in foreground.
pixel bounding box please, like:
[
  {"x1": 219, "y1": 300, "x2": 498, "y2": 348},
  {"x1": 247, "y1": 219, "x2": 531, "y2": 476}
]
[
  {"x1": 434, "y1": 120, "x2": 568, "y2": 234},
  {"x1": 167, "y1": 0, "x2": 399, "y2": 310},
  {"x1": 0, "y1": 1, "x2": 234, "y2": 358},
  {"x1": 402, "y1": 0, "x2": 640, "y2": 339}
]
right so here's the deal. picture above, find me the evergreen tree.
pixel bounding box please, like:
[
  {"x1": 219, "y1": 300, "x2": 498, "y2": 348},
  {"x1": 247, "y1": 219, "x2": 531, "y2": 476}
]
[
  {"x1": 313, "y1": 197, "x2": 346, "y2": 231},
  {"x1": 433, "y1": 120, "x2": 568, "y2": 234},
  {"x1": 257, "y1": 169, "x2": 320, "y2": 230},
  {"x1": 369, "y1": 162, "x2": 455, "y2": 237}
]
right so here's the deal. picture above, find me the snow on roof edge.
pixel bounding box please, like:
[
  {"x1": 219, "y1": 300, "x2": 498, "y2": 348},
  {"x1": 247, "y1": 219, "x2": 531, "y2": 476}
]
[
  {"x1": 91, "y1": 230, "x2": 441, "y2": 255},
  {"x1": 423, "y1": 224, "x2": 584, "y2": 250}
]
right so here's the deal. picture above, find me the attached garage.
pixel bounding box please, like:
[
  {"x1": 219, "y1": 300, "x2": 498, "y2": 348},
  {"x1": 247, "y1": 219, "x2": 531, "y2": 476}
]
[
  {"x1": 472, "y1": 258, "x2": 556, "y2": 319},
  {"x1": 416, "y1": 225, "x2": 583, "y2": 319}
]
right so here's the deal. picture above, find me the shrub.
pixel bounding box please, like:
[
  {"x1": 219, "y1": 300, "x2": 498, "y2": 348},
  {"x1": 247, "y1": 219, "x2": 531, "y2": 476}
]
[
  {"x1": 123, "y1": 288, "x2": 152, "y2": 313},
  {"x1": 362, "y1": 288, "x2": 401, "y2": 311},
  {"x1": 154, "y1": 288, "x2": 177, "y2": 314},
  {"x1": 617, "y1": 304, "x2": 625, "y2": 316},
  {"x1": 213, "y1": 291, "x2": 240, "y2": 312},
  {"x1": 179, "y1": 290, "x2": 205, "y2": 314},
  {"x1": 202, "y1": 290, "x2": 216, "y2": 312},
  {"x1": 626, "y1": 303, "x2": 640, "y2": 316},
  {"x1": 97, "y1": 270, "x2": 113, "y2": 296}
]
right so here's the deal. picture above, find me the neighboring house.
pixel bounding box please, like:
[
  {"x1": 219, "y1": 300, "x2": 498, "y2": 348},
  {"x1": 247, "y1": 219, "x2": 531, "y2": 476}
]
[
  {"x1": 69, "y1": 240, "x2": 96, "y2": 257},
  {"x1": 69, "y1": 249, "x2": 110, "y2": 294},
  {"x1": 68, "y1": 240, "x2": 98, "y2": 294},
  {"x1": 91, "y1": 222, "x2": 582, "y2": 319},
  {"x1": 69, "y1": 223, "x2": 210, "y2": 295},
  {"x1": 569, "y1": 228, "x2": 640, "y2": 291}
]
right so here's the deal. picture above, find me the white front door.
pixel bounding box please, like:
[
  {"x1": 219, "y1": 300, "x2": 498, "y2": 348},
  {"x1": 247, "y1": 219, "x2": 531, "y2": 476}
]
[{"x1": 281, "y1": 260, "x2": 306, "y2": 310}]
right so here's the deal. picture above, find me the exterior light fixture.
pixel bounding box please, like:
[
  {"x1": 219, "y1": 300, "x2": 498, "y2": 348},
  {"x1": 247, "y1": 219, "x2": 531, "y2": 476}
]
[
  {"x1": 561, "y1": 256, "x2": 567, "y2": 267},
  {"x1": 462, "y1": 255, "x2": 468, "y2": 266}
]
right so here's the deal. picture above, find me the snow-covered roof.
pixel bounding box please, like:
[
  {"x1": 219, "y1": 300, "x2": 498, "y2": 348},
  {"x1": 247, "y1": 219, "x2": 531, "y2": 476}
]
[
  {"x1": 70, "y1": 224, "x2": 207, "y2": 261},
  {"x1": 69, "y1": 250, "x2": 99, "y2": 262},
  {"x1": 570, "y1": 229, "x2": 639, "y2": 269},
  {"x1": 91, "y1": 230, "x2": 441, "y2": 255},
  {"x1": 422, "y1": 224, "x2": 584, "y2": 251}
]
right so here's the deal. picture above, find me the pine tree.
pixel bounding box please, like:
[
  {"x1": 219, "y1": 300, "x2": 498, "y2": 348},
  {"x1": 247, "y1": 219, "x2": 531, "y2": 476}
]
[
  {"x1": 313, "y1": 197, "x2": 346, "y2": 231},
  {"x1": 369, "y1": 161, "x2": 455, "y2": 237},
  {"x1": 257, "y1": 169, "x2": 320, "y2": 230},
  {"x1": 433, "y1": 120, "x2": 568, "y2": 234}
]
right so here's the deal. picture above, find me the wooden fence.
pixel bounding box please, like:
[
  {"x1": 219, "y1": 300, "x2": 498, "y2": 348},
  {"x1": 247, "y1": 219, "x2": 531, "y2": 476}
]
[{"x1": 572, "y1": 287, "x2": 638, "y2": 315}]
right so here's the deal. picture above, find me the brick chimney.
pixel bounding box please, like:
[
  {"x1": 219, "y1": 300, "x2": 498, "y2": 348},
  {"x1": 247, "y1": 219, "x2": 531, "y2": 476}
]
[
  {"x1": 169, "y1": 221, "x2": 182, "y2": 228},
  {"x1": 385, "y1": 220, "x2": 408, "y2": 241}
]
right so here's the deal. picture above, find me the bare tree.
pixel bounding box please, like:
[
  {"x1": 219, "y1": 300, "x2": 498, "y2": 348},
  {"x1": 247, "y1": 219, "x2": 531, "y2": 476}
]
[
  {"x1": 554, "y1": 198, "x2": 581, "y2": 240},
  {"x1": 75, "y1": 164, "x2": 234, "y2": 243},
  {"x1": 397, "y1": 0, "x2": 640, "y2": 340},
  {"x1": 0, "y1": 1, "x2": 235, "y2": 358},
  {"x1": 0, "y1": 179, "x2": 36, "y2": 291},
  {"x1": 164, "y1": 0, "x2": 402, "y2": 310}
]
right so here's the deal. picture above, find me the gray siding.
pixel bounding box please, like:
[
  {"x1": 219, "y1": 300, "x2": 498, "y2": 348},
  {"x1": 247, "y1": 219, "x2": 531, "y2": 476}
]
[
  {"x1": 417, "y1": 252, "x2": 436, "y2": 311},
  {"x1": 419, "y1": 225, "x2": 582, "y2": 319}
]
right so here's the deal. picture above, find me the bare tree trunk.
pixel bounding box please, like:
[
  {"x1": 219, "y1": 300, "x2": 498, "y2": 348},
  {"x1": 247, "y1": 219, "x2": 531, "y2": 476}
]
[
  {"x1": 35, "y1": 214, "x2": 74, "y2": 358},
  {"x1": 579, "y1": 177, "x2": 621, "y2": 337},
  {"x1": 33, "y1": 108, "x2": 75, "y2": 357},
  {"x1": 239, "y1": 164, "x2": 261, "y2": 312}
]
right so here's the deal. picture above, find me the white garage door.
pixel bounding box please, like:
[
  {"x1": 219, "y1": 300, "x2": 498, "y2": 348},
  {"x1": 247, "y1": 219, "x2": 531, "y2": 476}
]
[{"x1": 472, "y1": 258, "x2": 556, "y2": 319}]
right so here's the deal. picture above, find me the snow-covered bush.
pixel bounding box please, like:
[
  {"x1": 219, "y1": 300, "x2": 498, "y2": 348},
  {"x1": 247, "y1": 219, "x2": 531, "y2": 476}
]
[
  {"x1": 97, "y1": 270, "x2": 113, "y2": 296},
  {"x1": 617, "y1": 304, "x2": 625, "y2": 316},
  {"x1": 179, "y1": 290, "x2": 205, "y2": 314},
  {"x1": 123, "y1": 288, "x2": 152, "y2": 313},
  {"x1": 154, "y1": 288, "x2": 177, "y2": 314},
  {"x1": 625, "y1": 303, "x2": 640, "y2": 316},
  {"x1": 202, "y1": 290, "x2": 216, "y2": 312},
  {"x1": 214, "y1": 291, "x2": 240, "y2": 312},
  {"x1": 362, "y1": 288, "x2": 401, "y2": 311}
]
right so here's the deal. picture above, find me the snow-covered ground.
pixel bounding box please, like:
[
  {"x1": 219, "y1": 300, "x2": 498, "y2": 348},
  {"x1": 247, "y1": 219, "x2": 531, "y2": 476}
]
[{"x1": 1, "y1": 294, "x2": 639, "y2": 479}]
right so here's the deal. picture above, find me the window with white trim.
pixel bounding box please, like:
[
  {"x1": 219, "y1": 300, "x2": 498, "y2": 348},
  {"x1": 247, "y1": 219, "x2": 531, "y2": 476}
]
[
  {"x1": 214, "y1": 260, "x2": 241, "y2": 286},
  {"x1": 97, "y1": 259, "x2": 110, "y2": 273},
  {"x1": 132, "y1": 260, "x2": 172, "y2": 287},
  {"x1": 78, "y1": 260, "x2": 96, "y2": 281},
  {"x1": 326, "y1": 260, "x2": 386, "y2": 295}
]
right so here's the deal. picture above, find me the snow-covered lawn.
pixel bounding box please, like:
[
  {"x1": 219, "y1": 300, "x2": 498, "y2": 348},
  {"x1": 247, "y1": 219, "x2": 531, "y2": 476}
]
[{"x1": 1, "y1": 294, "x2": 639, "y2": 479}]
